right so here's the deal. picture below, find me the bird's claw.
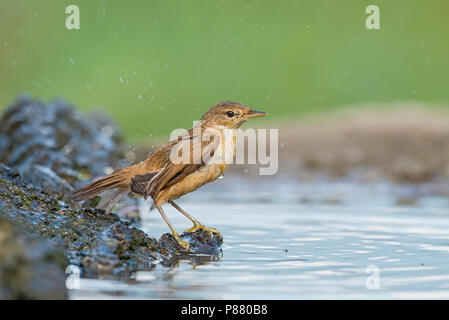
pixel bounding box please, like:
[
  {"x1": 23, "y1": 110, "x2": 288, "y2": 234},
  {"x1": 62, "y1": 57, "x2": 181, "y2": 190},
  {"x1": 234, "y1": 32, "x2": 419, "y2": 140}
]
[
  {"x1": 173, "y1": 233, "x2": 190, "y2": 250},
  {"x1": 177, "y1": 239, "x2": 190, "y2": 250},
  {"x1": 185, "y1": 224, "x2": 222, "y2": 238}
]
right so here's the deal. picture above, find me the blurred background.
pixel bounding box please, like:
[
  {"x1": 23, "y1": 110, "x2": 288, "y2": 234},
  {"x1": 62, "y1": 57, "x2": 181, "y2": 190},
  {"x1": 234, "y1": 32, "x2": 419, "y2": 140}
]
[
  {"x1": 1, "y1": 0, "x2": 449, "y2": 142},
  {"x1": 3, "y1": 0, "x2": 449, "y2": 300}
]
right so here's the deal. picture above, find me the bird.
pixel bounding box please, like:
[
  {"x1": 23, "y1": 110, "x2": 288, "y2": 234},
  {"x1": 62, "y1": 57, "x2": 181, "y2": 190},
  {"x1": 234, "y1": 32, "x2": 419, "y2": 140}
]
[{"x1": 73, "y1": 101, "x2": 268, "y2": 249}]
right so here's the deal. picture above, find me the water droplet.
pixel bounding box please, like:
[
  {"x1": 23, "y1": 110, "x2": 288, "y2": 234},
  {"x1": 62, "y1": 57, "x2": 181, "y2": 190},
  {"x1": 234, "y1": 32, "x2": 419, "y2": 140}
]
[
  {"x1": 101, "y1": 125, "x2": 114, "y2": 137},
  {"x1": 125, "y1": 151, "x2": 137, "y2": 162},
  {"x1": 63, "y1": 144, "x2": 73, "y2": 154},
  {"x1": 104, "y1": 167, "x2": 114, "y2": 175}
]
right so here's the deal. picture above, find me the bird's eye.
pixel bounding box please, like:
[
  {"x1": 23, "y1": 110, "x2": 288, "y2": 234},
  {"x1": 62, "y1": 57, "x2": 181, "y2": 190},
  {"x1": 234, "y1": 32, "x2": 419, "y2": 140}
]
[{"x1": 226, "y1": 111, "x2": 235, "y2": 118}]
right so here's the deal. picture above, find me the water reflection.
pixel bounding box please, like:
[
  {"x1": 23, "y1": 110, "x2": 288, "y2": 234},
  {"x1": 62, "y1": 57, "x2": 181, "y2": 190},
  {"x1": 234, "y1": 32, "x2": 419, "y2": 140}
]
[
  {"x1": 71, "y1": 180, "x2": 449, "y2": 299},
  {"x1": 162, "y1": 251, "x2": 222, "y2": 270}
]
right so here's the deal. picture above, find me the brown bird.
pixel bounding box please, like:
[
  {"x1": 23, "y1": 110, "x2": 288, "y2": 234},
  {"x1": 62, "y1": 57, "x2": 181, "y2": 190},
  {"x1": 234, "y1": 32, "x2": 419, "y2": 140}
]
[{"x1": 73, "y1": 101, "x2": 267, "y2": 249}]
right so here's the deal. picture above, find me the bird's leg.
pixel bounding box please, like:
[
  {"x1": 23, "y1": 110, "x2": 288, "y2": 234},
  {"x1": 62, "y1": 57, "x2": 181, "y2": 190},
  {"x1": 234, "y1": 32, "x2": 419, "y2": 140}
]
[
  {"x1": 156, "y1": 205, "x2": 190, "y2": 249},
  {"x1": 168, "y1": 200, "x2": 222, "y2": 237}
]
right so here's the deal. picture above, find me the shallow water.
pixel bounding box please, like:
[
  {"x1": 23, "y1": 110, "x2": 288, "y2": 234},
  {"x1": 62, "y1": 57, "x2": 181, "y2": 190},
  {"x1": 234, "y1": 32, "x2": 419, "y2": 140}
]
[{"x1": 70, "y1": 178, "x2": 449, "y2": 299}]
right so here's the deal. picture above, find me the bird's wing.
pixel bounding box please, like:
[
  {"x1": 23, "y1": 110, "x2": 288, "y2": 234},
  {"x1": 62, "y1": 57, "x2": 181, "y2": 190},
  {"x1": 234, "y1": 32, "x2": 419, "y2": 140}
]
[
  {"x1": 130, "y1": 171, "x2": 162, "y2": 194},
  {"x1": 131, "y1": 128, "x2": 220, "y2": 199},
  {"x1": 141, "y1": 128, "x2": 194, "y2": 171}
]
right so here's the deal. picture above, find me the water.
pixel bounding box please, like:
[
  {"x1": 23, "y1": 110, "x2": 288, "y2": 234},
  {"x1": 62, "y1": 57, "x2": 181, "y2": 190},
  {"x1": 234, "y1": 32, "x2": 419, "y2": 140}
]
[{"x1": 70, "y1": 178, "x2": 449, "y2": 299}]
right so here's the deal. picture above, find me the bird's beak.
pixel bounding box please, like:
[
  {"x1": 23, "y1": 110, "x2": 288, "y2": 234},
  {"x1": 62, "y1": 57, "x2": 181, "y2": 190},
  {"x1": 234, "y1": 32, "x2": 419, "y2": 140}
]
[{"x1": 246, "y1": 109, "x2": 268, "y2": 118}]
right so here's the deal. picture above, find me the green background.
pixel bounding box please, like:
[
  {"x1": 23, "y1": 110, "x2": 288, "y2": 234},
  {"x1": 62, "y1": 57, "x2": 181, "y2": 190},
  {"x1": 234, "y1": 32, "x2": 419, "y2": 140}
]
[{"x1": 1, "y1": 0, "x2": 448, "y2": 140}]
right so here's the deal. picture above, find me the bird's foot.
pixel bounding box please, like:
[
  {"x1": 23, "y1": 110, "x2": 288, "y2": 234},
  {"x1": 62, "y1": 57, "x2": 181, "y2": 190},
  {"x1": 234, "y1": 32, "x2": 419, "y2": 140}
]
[
  {"x1": 185, "y1": 223, "x2": 222, "y2": 238},
  {"x1": 173, "y1": 233, "x2": 190, "y2": 250}
]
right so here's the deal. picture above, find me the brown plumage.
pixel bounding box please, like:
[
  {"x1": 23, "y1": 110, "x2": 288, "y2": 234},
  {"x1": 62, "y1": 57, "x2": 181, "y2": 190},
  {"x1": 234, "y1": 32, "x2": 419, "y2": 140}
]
[{"x1": 73, "y1": 101, "x2": 267, "y2": 249}]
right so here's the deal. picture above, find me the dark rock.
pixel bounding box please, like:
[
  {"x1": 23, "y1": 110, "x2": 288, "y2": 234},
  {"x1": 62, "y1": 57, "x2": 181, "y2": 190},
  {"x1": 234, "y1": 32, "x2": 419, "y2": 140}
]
[
  {"x1": 0, "y1": 214, "x2": 67, "y2": 299},
  {"x1": 0, "y1": 94, "x2": 127, "y2": 200},
  {"x1": 0, "y1": 164, "x2": 222, "y2": 280}
]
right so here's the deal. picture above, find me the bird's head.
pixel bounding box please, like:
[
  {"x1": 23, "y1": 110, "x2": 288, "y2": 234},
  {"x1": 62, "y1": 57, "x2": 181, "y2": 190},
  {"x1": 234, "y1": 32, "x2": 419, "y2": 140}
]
[{"x1": 200, "y1": 101, "x2": 268, "y2": 129}]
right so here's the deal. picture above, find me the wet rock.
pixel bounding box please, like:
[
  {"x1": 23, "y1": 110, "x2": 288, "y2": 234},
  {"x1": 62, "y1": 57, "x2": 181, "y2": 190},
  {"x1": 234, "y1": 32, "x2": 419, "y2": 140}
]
[
  {"x1": 159, "y1": 230, "x2": 223, "y2": 256},
  {"x1": 0, "y1": 95, "x2": 141, "y2": 222},
  {"x1": 0, "y1": 164, "x2": 222, "y2": 280},
  {"x1": 182, "y1": 230, "x2": 223, "y2": 254},
  {"x1": 160, "y1": 231, "x2": 223, "y2": 267},
  {"x1": 0, "y1": 164, "x2": 157, "y2": 279},
  {"x1": 0, "y1": 94, "x2": 127, "y2": 200},
  {"x1": 0, "y1": 214, "x2": 67, "y2": 299}
]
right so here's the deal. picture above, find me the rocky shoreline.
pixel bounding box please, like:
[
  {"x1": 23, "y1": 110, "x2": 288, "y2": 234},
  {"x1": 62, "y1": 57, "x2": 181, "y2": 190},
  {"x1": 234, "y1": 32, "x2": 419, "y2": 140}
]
[{"x1": 0, "y1": 95, "x2": 222, "y2": 299}]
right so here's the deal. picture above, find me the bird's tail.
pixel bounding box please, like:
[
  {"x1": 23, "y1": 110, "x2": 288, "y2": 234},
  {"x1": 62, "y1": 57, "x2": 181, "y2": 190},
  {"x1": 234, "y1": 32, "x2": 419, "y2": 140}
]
[{"x1": 72, "y1": 165, "x2": 138, "y2": 201}]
